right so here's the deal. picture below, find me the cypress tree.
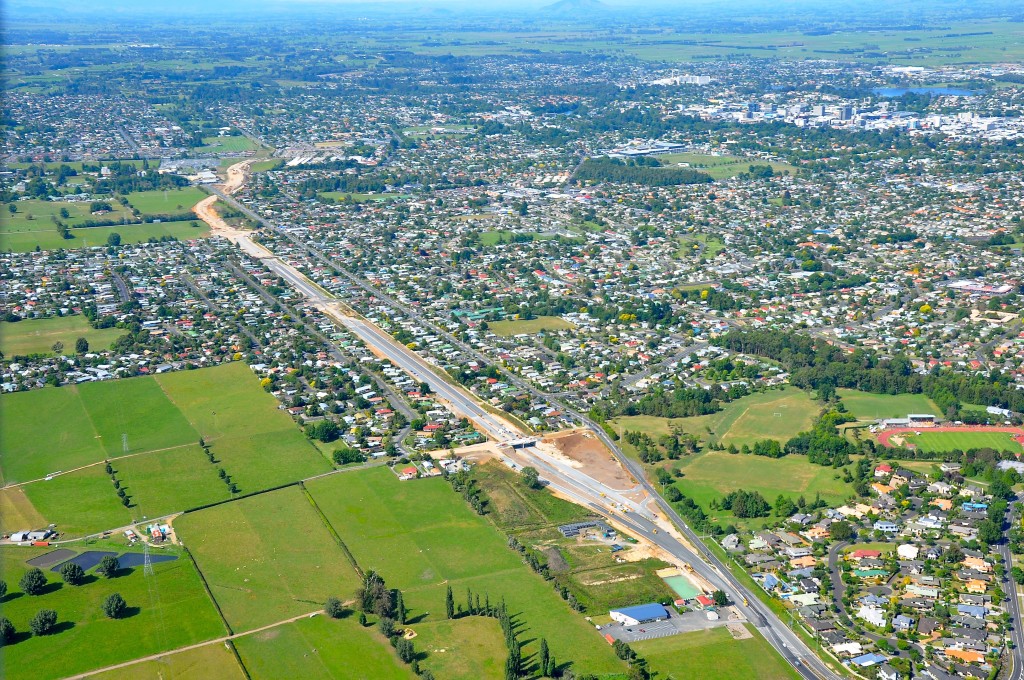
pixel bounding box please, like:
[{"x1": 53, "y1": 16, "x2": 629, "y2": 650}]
[{"x1": 445, "y1": 585, "x2": 455, "y2": 619}]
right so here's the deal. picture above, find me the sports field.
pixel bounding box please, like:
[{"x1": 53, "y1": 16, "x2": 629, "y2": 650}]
[
  {"x1": 0, "y1": 545, "x2": 225, "y2": 680},
  {"x1": 195, "y1": 136, "x2": 260, "y2": 153},
  {"x1": 880, "y1": 427, "x2": 1024, "y2": 454},
  {"x1": 174, "y1": 485, "x2": 361, "y2": 631},
  {"x1": 0, "y1": 362, "x2": 330, "y2": 536},
  {"x1": 614, "y1": 386, "x2": 818, "y2": 449},
  {"x1": 1, "y1": 220, "x2": 209, "y2": 252},
  {"x1": 0, "y1": 315, "x2": 127, "y2": 356},
  {"x1": 320, "y1": 191, "x2": 400, "y2": 203},
  {"x1": 305, "y1": 467, "x2": 625, "y2": 677},
  {"x1": 837, "y1": 389, "x2": 940, "y2": 421},
  {"x1": 488, "y1": 316, "x2": 574, "y2": 337},
  {"x1": 126, "y1": 188, "x2": 210, "y2": 216},
  {"x1": 634, "y1": 625, "x2": 800, "y2": 680},
  {"x1": 656, "y1": 152, "x2": 797, "y2": 180},
  {"x1": 234, "y1": 615, "x2": 415, "y2": 680}
]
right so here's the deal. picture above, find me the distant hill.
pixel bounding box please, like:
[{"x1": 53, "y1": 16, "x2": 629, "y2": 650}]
[{"x1": 540, "y1": 0, "x2": 611, "y2": 16}]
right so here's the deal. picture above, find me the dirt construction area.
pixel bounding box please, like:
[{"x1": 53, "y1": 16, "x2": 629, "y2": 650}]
[{"x1": 540, "y1": 429, "x2": 637, "y2": 491}]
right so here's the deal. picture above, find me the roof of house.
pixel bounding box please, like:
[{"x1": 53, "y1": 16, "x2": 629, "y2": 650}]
[{"x1": 610, "y1": 603, "x2": 668, "y2": 622}]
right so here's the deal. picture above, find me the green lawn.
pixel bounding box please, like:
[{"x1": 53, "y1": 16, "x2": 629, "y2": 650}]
[
  {"x1": 837, "y1": 389, "x2": 940, "y2": 421},
  {"x1": 676, "y1": 233, "x2": 726, "y2": 258},
  {"x1": 668, "y1": 449, "x2": 852, "y2": 531},
  {"x1": 195, "y1": 136, "x2": 259, "y2": 153},
  {"x1": 634, "y1": 625, "x2": 800, "y2": 680},
  {"x1": 655, "y1": 152, "x2": 797, "y2": 180},
  {"x1": 478, "y1": 230, "x2": 555, "y2": 247},
  {"x1": 0, "y1": 315, "x2": 127, "y2": 357},
  {"x1": 305, "y1": 467, "x2": 625, "y2": 677},
  {"x1": 90, "y1": 644, "x2": 245, "y2": 680},
  {"x1": 78, "y1": 377, "x2": 200, "y2": 456},
  {"x1": 174, "y1": 485, "x2": 361, "y2": 631},
  {"x1": 1, "y1": 219, "x2": 210, "y2": 252},
  {"x1": 320, "y1": 192, "x2": 400, "y2": 203},
  {"x1": 413, "y1": 617, "x2": 506, "y2": 680},
  {"x1": 2, "y1": 198, "x2": 134, "y2": 233},
  {"x1": 234, "y1": 616, "x2": 415, "y2": 680},
  {"x1": 614, "y1": 386, "x2": 818, "y2": 449},
  {"x1": 1, "y1": 363, "x2": 329, "y2": 535},
  {"x1": 115, "y1": 446, "x2": 233, "y2": 518},
  {"x1": 0, "y1": 384, "x2": 106, "y2": 484},
  {"x1": 13, "y1": 465, "x2": 132, "y2": 537},
  {"x1": 903, "y1": 430, "x2": 1023, "y2": 454},
  {"x1": 488, "y1": 316, "x2": 575, "y2": 337},
  {"x1": 0, "y1": 544, "x2": 226, "y2": 680},
  {"x1": 126, "y1": 188, "x2": 210, "y2": 216}
]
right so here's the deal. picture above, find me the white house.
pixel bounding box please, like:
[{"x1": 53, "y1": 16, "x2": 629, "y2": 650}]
[
  {"x1": 897, "y1": 544, "x2": 920, "y2": 560},
  {"x1": 857, "y1": 604, "x2": 887, "y2": 628}
]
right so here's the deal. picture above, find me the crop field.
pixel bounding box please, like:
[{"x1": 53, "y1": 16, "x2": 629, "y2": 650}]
[
  {"x1": 1, "y1": 219, "x2": 211, "y2": 252},
  {"x1": 174, "y1": 485, "x2": 360, "y2": 631},
  {"x1": 305, "y1": 467, "x2": 625, "y2": 677},
  {"x1": 488, "y1": 316, "x2": 575, "y2": 336},
  {"x1": 837, "y1": 389, "x2": 940, "y2": 420},
  {"x1": 0, "y1": 544, "x2": 225, "y2": 680},
  {"x1": 634, "y1": 625, "x2": 800, "y2": 680},
  {"x1": 234, "y1": 616, "x2": 415, "y2": 680},
  {"x1": 90, "y1": 644, "x2": 245, "y2": 680},
  {"x1": 126, "y1": 188, "x2": 210, "y2": 215},
  {"x1": 614, "y1": 386, "x2": 818, "y2": 449},
  {"x1": 0, "y1": 315, "x2": 126, "y2": 359},
  {"x1": 656, "y1": 152, "x2": 797, "y2": 179},
  {"x1": 0, "y1": 362, "x2": 330, "y2": 536}
]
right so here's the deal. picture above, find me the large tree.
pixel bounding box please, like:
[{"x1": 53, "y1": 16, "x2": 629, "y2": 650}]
[
  {"x1": 19, "y1": 568, "x2": 47, "y2": 596},
  {"x1": 29, "y1": 609, "x2": 57, "y2": 636},
  {"x1": 60, "y1": 562, "x2": 85, "y2": 586},
  {"x1": 102, "y1": 593, "x2": 127, "y2": 619}
]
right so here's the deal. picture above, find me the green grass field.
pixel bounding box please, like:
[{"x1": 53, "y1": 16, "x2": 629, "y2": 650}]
[
  {"x1": 471, "y1": 460, "x2": 593, "y2": 531},
  {"x1": 478, "y1": 230, "x2": 555, "y2": 246},
  {"x1": 669, "y1": 449, "x2": 852, "y2": 530},
  {"x1": 174, "y1": 485, "x2": 361, "y2": 631},
  {"x1": 320, "y1": 192, "x2": 400, "y2": 203},
  {"x1": 234, "y1": 615, "x2": 415, "y2": 680},
  {"x1": 90, "y1": 644, "x2": 245, "y2": 680},
  {"x1": 1, "y1": 362, "x2": 330, "y2": 535},
  {"x1": 0, "y1": 545, "x2": 226, "y2": 680},
  {"x1": 634, "y1": 625, "x2": 800, "y2": 680},
  {"x1": 1, "y1": 219, "x2": 210, "y2": 252},
  {"x1": 837, "y1": 389, "x2": 940, "y2": 420},
  {"x1": 412, "y1": 617, "x2": 506, "y2": 680},
  {"x1": 126, "y1": 188, "x2": 210, "y2": 216},
  {"x1": 488, "y1": 316, "x2": 574, "y2": 337},
  {"x1": 903, "y1": 430, "x2": 1023, "y2": 454},
  {"x1": 305, "y1": 467, "x2": 625, "y2": 677},
  {"x1": 676, "y1": 233, "x2": 726, "y2": 258},
  {"x1": 656, "y1": 152, "x2": 797, "y2": 180},
  {"x1": 195, "y1": 136, "x2": 259, "y2": 153},
  {"x1": 8, "y1": 465, "x2": 133, "y2": 536},
  {"x1": 614, "y1": 386, "x2": 818, "y2": 449},
  {"x1": 2, "y1": 198, "x2": 134, "y2": 232}
]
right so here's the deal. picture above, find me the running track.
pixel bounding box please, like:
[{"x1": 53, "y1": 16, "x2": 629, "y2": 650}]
[{"x1": 877, "y1": 425, "x2": 1024, "y2": 448}]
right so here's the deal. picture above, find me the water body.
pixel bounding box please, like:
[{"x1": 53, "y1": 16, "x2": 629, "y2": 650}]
[{"x1": 873, "y1": 86, "x2": 980, "y2": 97}]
